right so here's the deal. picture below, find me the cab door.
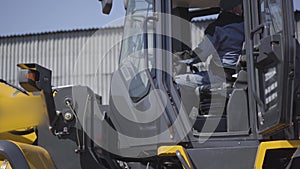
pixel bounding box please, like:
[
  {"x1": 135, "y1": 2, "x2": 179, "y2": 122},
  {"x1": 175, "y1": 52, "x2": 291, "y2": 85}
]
[
  {"x1": 247, "y1": 0, "x2": 296, "y2": 135},
  {"x1": 108, "y1": 0, "x2": 180, "y2": 158}
]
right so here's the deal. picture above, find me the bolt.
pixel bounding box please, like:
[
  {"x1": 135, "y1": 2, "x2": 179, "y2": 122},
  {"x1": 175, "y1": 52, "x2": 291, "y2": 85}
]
[
  {"x1": 63, "y1": 127, "x2": 68, "y2": 133},
  {"x1": 64, "y1": 112, "x2": 73, "y2": 121},
  {"x1": 65, "y1": 98, "x2": 72, "y2": 106}
]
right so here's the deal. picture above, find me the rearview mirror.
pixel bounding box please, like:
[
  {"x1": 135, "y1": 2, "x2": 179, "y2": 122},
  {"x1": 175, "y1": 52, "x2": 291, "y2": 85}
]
[
  {"x1": 99, "y1": 0, "x2": 113, "y2": 14},
  {"x1": 124, "y1": 0, "x2": 128, "y2": 9}
]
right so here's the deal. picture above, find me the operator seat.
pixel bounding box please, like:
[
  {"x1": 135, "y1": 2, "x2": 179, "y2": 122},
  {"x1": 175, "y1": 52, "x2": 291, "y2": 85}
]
[
  {"x1": 175, "y1": 52, "x2": 249, "y2": 133},
  {"x1": 226, "y1": 52, "x2": 250, "y2": 132}
]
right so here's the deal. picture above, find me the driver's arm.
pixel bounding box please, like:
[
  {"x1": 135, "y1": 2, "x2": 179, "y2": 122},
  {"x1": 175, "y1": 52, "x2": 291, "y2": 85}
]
[{"x1": 192, "y1": 35, "x2": 218, "y2": 63}]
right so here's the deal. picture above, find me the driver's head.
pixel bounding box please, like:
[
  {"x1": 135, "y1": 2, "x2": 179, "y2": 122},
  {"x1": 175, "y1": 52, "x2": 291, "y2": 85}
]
[{"x1": 219, "y1": 0, "x2": 243, "y2": 16}]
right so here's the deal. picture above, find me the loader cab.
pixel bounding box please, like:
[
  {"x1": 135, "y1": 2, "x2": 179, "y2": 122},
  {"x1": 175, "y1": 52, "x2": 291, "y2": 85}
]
[{"x1": 107, "y1": 0, "x2": 297, "y2": 159}]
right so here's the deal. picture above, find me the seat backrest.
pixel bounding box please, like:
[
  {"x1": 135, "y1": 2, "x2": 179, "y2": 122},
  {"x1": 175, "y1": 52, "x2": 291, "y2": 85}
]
[{"x1": 233, "y1": 70, "x2": 247, "y2": 89}]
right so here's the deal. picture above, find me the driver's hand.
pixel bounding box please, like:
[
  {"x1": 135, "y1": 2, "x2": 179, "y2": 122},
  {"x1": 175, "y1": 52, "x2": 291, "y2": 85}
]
[
  {"x1": 174, "y1": 50, "x2": 192, "y2": 60},
  {"x1": 173, "y1": 51, "x2": 189, "y2": 76}
]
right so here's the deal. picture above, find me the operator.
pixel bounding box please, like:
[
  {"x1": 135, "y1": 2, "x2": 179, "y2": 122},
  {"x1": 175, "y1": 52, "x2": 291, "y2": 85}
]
[{"x1": 175, "y1": 0, "x2": 244, "y2": 88}]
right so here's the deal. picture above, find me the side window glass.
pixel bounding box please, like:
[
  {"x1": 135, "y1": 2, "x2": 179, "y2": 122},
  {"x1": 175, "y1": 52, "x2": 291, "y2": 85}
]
[
  {"x1": 268, "y1": 0, "x2": 283, "y2": 35},
  {"x1": 259, "y1": 0, "x2": 283, "y2": 37}
]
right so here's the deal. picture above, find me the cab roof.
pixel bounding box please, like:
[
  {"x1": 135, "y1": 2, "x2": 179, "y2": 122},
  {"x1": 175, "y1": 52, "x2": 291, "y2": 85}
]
[{"x1": 172, "y1": 0, "x2": 220, "y2": 8}]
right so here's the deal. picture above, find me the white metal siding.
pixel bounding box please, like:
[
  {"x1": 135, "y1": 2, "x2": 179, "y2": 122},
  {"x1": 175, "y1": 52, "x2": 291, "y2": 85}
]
[{"x1": 0, "y1": 28, "x2": 123, "y2": 104}]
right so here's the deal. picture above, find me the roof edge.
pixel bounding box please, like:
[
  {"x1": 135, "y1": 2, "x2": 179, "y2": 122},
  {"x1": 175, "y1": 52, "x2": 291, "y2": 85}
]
[{"x1": 0, "y1": 26, "x2": 124, "y2": 38}]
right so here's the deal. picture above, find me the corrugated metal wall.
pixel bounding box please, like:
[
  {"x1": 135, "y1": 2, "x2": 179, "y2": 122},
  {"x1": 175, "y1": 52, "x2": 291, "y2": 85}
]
[
  {"x1": 0, "y1": 27, "x2": 123, "y2": 104},
  {"x1": 0, "y1": 21, "x2": 211, "y2": 104}
]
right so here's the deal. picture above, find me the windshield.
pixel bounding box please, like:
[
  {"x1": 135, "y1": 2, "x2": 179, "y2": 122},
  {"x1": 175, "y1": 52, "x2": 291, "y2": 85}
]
[
  {"x1": 119, "y1": 0, "x2": 155, "y2": 102},
  {"x1": 120, "y1": 0, "x2": 154, "y2": 62}
]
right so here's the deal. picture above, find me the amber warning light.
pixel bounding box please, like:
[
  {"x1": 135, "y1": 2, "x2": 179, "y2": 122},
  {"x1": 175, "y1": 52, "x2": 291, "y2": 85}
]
[
  {"x1": 17, "y1": 63, "x2": 52, "y2": 93},
  {"x1": 25, "y1": 72, "x2": 36, "y2": 81}
]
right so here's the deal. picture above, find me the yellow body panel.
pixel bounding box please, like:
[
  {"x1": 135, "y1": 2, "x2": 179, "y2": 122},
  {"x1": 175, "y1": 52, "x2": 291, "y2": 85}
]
[
  {"x1": 158, "y1": 145, "x2": 193, "y2": 169},
  {"x1": 255, "y1": 140, "x2": 300, "y2": 169},
  {"x1": 0, "y1": 131, "x2": 37, "y2": 144},
  {"x1": 0, "y1": 141, "x2": 56, "y2": 169},
  {"x1": 13, "y1": 141, "x2": 56, "y2": 169},
  {"x1": 0, "y1": 83, "x2": 47, "y2": 133}
]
